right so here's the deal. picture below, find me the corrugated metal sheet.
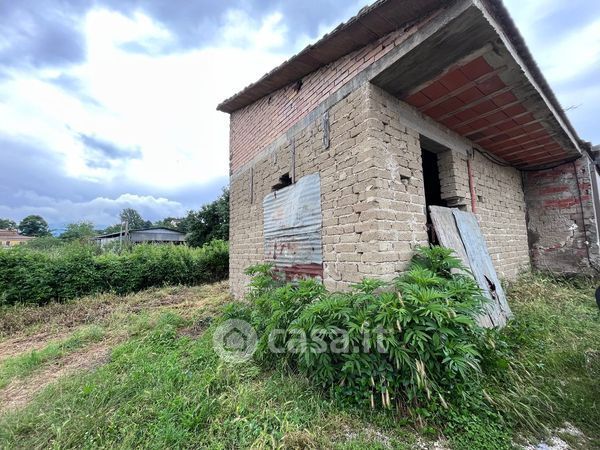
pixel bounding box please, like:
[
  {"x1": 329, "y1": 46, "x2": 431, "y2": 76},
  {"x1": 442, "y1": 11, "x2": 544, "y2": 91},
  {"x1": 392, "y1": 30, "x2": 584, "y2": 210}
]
[
  {"x1": 130, "y1": 229, "x2": 185, "y2": 243},
  {"x1": 263, "y1": 173, "x2": 323, "y2": 280}
]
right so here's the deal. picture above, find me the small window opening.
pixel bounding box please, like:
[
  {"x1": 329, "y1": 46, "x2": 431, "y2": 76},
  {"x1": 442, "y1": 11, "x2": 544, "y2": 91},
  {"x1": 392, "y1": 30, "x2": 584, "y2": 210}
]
[
  {"x1": 422, "y1": 148, "x2": 446, "y2": 244},
  {"x1": 272, "y1": 173, "x2": 293, "y2": 191}
]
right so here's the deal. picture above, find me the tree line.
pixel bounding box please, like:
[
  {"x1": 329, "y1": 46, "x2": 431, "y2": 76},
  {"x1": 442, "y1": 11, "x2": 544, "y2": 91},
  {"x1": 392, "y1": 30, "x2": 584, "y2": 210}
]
[{"x1": 0, "y1": 188, "x2": 229, "y2": 248}]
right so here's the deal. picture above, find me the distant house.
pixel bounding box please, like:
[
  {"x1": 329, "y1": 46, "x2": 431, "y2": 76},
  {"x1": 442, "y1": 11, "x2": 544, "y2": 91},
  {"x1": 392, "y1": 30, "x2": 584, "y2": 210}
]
[
  {"x1": 0, "y1": 229, "x2": 34, "y2": 248},
  {"x1": 92, "y1": 227, "x2": 186, "y2": 247}
]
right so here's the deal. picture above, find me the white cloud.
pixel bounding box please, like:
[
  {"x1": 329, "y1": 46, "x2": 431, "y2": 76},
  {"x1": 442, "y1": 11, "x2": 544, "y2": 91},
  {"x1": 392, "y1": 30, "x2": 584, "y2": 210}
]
[
  {"x1": 221, "y1": 10, "x2": 287, "y2": 50},
  {"x1": 503, "y1": 0, "x2": 600, "y2": 143},
  {"x1": 503, "y1": 0, "x2": 563, "y2": 27},
  {"x1": 0, "y1": 191, "x2": 186, "y2": 230},
  {"x1": 528, "y1": 19, "x2": 600, "y2": 85},
  {"x1": 0, "y1": 7, "x2": 288, "y2": 192}
]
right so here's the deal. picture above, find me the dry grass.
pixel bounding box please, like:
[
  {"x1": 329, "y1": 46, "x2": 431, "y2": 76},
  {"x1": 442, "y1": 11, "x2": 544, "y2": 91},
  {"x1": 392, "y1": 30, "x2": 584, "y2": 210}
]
[
  {"x1": 0, "y1": 281, "x2": 230, "y2": 340},
  {"x1": 0, "y1": 340, "x2": 113, "y2": 413},
  {"x1": 0, "y1": 282, "x2": 231, "y2": 415}
]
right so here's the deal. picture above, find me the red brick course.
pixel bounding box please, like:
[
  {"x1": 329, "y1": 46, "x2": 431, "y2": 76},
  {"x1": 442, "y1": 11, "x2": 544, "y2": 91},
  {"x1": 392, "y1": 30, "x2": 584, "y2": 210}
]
[
  {"x1": 228, "y1": 14, "x2": 438, "y2": 175},
  {"x1": 524, "y1": 157, "x2": 599, "y2": 273}
]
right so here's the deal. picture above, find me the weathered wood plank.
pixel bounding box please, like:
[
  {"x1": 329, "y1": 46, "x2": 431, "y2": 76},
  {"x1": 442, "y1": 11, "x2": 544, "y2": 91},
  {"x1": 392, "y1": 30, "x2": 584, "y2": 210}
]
[
  {"x1": 429, "y1": 206, "x2": 469, "y2": 267},
  {"x1": 429, "y1": 206, "x2": 493, "y2": 328},
  {"x1": 429, "y1": 206, "x2": 511, "y2": 328},
  {"x1": 453, "y1": 210, "x2": 512, "y2": 328}
]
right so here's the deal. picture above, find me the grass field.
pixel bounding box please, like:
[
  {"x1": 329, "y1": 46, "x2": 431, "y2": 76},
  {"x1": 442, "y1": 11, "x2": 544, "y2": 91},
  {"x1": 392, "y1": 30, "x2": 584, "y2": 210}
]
[{"x1": 0, "y1": 274, "x2": 597, "y2": 449}]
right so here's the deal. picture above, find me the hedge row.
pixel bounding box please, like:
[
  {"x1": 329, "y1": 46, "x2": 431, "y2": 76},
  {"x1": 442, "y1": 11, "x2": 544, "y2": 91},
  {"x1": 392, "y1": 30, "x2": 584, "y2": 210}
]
[{"x1": 0, "y1": 240, "x2": 228, "y2": 305}]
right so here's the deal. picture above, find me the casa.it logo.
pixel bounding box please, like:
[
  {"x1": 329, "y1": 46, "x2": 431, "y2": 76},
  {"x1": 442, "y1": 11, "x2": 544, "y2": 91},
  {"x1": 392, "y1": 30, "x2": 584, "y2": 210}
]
[{"x1": 212, "y1": 319, "x2": 257, "y2": 363}]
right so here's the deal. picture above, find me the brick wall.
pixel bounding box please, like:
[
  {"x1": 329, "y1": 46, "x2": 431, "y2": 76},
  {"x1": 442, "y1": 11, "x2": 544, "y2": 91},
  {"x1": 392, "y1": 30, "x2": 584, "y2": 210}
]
[
  {"x1": 524, "y1": 157, "x2": 600, "y2": 274},
  {"x1": 228, "y1": 12, "x2": 440, "y2": 175}
]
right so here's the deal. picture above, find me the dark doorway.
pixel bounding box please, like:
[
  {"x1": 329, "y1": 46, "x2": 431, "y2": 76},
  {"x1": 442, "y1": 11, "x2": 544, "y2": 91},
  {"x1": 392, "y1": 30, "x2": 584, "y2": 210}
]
[{"x1": 421, "y1": 149, "x2": 446, "y2": 244}]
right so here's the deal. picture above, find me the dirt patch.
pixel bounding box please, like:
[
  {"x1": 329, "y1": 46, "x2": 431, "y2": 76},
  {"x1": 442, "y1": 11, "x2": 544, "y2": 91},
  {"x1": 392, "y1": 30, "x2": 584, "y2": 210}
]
[
  {"x1": 0, "y1": 333, "x2": 65, "y2": 362},
  {"x1": 0, "y1": 331, "x2": 71, "y2": 363},
  {"x1": 126, "y1": 293, "x2": 190, "y2": 313},
  {"x1": 334, "y1": 423, "x2": 397, "y2": 449},
  {"x1": 0, "y1": 341, "x2": 113, "y2": 414},
  {"x1": 177, "y1": 317, "x2": 213, "y2": 339},
  {"x1": 522, "y1": 423, "x2": 590, "y2": 450}
]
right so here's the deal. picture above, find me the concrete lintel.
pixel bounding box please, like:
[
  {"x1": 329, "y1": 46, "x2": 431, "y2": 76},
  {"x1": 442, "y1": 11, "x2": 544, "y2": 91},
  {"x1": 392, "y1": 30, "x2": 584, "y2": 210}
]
[{"x1": 375, "y1": 86, "x2": 471, "y2": 156}]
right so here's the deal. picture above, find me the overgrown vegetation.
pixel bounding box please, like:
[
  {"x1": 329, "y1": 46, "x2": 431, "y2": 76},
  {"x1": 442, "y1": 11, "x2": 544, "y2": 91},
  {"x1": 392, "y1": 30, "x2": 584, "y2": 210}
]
[
  {"x1": 184, "y1": 188, "x2": 230, "y2": 247},
  {"x1": 486, "y1": 273, "x2": 600, "y2": 446},
  {"x1": 222, "y1": 248, "x2": 599, "y2": 449},
  {"x1": 234, "y1": 247, "x2": 486, "y2": 412},
  {"x1": 0, "y1": 311, "x2": 406, "y2": 449},
  {"x1": 0, "y1": 248, "x2": 597, "y2": 449},
  {"x1": 0, "y1": 240, "x2": 228, "y2": 305}
]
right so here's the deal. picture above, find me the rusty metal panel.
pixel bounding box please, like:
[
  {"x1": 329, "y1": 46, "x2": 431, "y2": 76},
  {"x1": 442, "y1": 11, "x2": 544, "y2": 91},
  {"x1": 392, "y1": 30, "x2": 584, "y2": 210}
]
[{"x1": 263, "y1": 173, "x2": 323, "y2": 280}]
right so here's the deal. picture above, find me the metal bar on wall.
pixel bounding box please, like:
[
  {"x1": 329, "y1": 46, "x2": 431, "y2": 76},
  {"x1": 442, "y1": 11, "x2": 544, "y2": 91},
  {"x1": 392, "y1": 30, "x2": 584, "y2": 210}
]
[
  {"x1": 291, "y1": 140, "x2": 296, "y2": 184},
  {"x1": 250, "y1": 167, "x2": 254, "y2": 204},
  {"x1": 322, "y1": 111, "x2": 330, "y2": 150}
]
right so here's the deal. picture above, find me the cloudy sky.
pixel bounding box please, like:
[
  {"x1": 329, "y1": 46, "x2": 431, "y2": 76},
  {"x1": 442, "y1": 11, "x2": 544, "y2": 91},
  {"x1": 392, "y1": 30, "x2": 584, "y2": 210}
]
[{"x1": 1, "y1": 0, "x2": 598, "y2": 231}]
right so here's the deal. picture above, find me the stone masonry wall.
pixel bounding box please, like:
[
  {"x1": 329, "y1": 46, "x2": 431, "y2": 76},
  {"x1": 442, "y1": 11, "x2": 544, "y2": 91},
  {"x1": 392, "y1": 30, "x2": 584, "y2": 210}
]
[
  {"x1": 229, "y1": 83, "x2": 430, "y2": 298},
  {"x1": 229, "y1": 85, "x2": 374, "y2": 297},
  {"x1": 377, "y1": 86, "x2": 530, "y2": 280},
  {"x1": 228, "y1": 11, "x2": 441, "y2": 175},
  {"x1": 437, "y1": 149, "x2": 531, "y2": 279},
  {"x1": 230, "y1": 80, "x2": 530, "y2": 297},
  {"x1": 524, "y1": 156, "x2": 600, "y2": 274}
]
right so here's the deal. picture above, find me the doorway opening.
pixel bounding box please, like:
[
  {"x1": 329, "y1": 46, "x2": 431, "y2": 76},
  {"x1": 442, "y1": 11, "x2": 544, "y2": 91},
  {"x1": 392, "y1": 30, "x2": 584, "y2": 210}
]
[{"x1": 421, "y1": 148, "x2": 446, "y2": 244}]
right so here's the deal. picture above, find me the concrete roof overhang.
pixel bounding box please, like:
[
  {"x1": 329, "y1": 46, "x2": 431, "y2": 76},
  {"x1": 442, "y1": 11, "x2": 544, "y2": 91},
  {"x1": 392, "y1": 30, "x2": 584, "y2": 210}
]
[
  {"x1": 217, "y1": 0, "x2": 590, "y2": 170},
  {"x1": 372, "y1": 2, "x2": 584, "y2": 169}
]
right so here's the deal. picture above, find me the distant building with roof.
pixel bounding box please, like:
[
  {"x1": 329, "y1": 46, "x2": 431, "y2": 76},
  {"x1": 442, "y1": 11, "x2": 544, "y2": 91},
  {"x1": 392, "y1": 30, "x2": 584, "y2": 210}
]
[
  {"x1": 0, "y1": 229, "x2": 34, "y2": 248},
  {"x1": 91, "y1": 227, "x2": 186, "y2": 247}
]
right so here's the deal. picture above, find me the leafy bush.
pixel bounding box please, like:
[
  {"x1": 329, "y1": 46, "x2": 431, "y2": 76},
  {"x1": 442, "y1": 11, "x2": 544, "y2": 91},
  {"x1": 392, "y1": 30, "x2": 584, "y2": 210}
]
[
  {"x1": 24, "y1": 236, "x2": 66, "y2": 251},
  {"x1": 235, "y1": 247, "x2": 490, "y2": 411},
  {"x1": 0, "y1": 240, "x2": 228, "y2": 305}
]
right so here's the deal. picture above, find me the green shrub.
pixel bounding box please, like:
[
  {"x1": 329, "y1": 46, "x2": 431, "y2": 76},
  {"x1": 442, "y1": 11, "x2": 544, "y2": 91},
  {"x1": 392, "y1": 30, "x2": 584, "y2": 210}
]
[
  {"x1": 0, "y1": 240, "x2": 228, "y2": 305},
  {"x1": 237, "y1": 247, "x2": 490, "y2": 411}
]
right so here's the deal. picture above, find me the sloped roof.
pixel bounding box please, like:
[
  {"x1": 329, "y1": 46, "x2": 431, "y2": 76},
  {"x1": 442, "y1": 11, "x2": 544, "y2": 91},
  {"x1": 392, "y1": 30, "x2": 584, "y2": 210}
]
[
  {"x1": 0, "y1": 229, "x2": 33, "y2": 241},
  {"x1": 93, "y1": 227, "x2": 184, "y2": 240},
  {"x1": 217, "y1": 0, "x2": 442, "y2": 113},
  {"x1": 216, "y1": 0, "x2": 588, "y2": 157}
]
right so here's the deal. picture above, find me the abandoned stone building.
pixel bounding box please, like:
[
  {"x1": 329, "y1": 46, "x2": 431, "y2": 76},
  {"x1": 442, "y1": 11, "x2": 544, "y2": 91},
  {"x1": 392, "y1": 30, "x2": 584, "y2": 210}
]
[{"x1": 218, "y1": 0, "x2": 600, "y2": 298}]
